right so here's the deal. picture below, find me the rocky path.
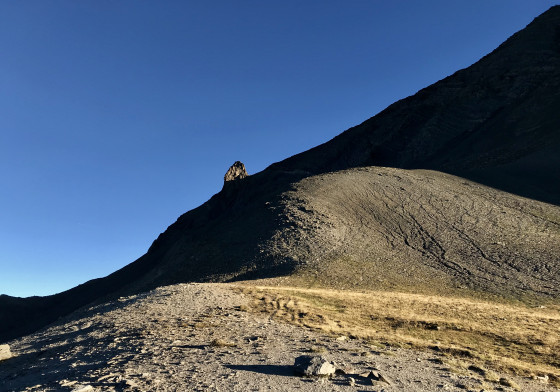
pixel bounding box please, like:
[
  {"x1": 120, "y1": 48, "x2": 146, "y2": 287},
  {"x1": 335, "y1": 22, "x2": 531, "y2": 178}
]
[{"x1": 0, "y1": 284, "x2": 555, "y2": 391}]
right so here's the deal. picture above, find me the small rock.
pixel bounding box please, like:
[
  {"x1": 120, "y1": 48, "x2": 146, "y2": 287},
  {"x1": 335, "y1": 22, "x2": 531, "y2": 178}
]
[
  {"x1": 0, "y1": 344, "x2": 12, "y2": 361},
  {"x1": 367, "y1": 370, "x2": 381, "y2": 380},
  {"x1": 72, "y1": 385, "x2": 94, "y2": 392},
  {"x1": 348, "y1": 377, "x2": 356, "y2": 386},
  {"x1": 97, "y1": 373, "x2": 119, "y2": 382},
  {"x1": 294, "y1": 355, "x2": 336, "y2": 377},
  {"x1": 367, "y1": 370, "x2": 393, "y2": 385},
  {"x1": 60, "y1": 380, "x2": 78, "y2": 387},
  {"x1": 334, "y1": 363, "x2": 356, "y2": 375},
  {"x1": 124, "y1": 379, "x2": 138, "y2": 388}
]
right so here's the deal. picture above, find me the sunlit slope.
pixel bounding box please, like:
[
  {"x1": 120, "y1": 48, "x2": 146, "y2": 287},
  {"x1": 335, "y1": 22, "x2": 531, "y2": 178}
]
[{"x1": 259, "y1": 167, "x2": 560, "y2": 298}]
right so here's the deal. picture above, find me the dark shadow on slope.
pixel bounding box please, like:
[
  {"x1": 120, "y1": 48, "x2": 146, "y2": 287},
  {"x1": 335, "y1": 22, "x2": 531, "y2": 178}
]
[
  {"x1": 0, "y1": 325, "x2": 142, "y2": 391},
  {"x1": 0, "y1": 170, "x2": 304, "y2": 344}
]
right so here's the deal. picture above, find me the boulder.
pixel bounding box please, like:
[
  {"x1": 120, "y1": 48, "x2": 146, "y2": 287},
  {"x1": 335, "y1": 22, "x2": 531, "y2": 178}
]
[
  {"x1": 293, "y1": 355, "x2": 336, "y2": 377},
  {"x1": 0, "y1": 344, "x2": 11, "y2": 361}
]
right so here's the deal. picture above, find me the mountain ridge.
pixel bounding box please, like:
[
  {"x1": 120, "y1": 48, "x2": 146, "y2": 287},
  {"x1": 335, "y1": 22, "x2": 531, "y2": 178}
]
[{"x1": 268, "y1": 5, "x2": 560, "y2": 204}]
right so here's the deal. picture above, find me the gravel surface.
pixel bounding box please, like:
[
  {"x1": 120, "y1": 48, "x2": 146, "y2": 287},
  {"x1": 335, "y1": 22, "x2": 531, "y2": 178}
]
[{"x1": 0, "y1": 283, "x2": 556, "y2": 391}]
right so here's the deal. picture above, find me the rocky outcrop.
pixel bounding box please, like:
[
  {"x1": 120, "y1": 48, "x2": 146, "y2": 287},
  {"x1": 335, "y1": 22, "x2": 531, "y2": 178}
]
[{"x1": 224, "y1": 161, "x2": 248, "y2": 183}]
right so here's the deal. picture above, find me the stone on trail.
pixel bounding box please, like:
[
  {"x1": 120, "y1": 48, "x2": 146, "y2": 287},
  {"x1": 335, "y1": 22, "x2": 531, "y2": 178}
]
[
  {"x1": 333, "y1": 362, "x2": 355, "y2": 375},
  {"x1": 293, "y1": 355, "x2": 336, "y2": 377},
  {"x1": 0, "y1": 344, "x2": 11, "y2": 361},
  {"x1": 367, "y1": 370, "x2": 393, "y2": 385}
]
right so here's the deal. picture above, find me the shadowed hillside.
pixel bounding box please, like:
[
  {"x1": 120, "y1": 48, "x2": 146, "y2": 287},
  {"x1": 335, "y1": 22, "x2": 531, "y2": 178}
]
[
  {"x1": 1, "y1": 6, "x2": 559, "y2": 343},
  {"x1": 270, "y1": 6, "x2": 560, "y2": 205}
]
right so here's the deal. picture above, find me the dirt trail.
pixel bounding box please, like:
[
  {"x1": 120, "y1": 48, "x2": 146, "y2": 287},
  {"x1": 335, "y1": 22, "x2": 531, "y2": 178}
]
[{"x1": 0, "y1": 283, "x2": 555, "y2": 391}]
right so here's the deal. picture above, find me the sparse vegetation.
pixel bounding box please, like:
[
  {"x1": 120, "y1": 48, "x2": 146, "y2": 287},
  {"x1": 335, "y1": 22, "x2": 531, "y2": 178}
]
[
  {"x1": 309, "y1": 345, "x2": 327, "y2": 354},
  {"x1": 499, "y1": 376, "x2": 521, "y2": 390},
  {"x1": 210, "y1": 338, "x2": 237, "y2": 348},
  {"x1": 235, "y1": 304, "x2": 250, "y2": 312},
  {"x1": 239, "y1": 285, "x2": 560, "y2": 387}
]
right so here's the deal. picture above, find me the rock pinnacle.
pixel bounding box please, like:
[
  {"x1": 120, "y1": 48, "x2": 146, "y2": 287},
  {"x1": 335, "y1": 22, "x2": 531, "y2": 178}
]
[{"x1": 224, "y1": 161, "x2": 248, "y2": 183}]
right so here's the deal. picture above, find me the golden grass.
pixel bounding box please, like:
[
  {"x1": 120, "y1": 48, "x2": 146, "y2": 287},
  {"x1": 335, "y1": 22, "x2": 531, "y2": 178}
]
[{"x1": 236, "y1": 285, "x2": 560, "y2": 386}]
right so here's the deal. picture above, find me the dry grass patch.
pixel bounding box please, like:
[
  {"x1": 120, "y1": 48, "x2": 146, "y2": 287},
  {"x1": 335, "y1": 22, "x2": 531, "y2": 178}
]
[
  {"x1": 499, "y1": 376, "x2": 521, "y2": 390},
  {"x1": 210, "y1": 338, "x2": 236, "y2": 348},
  {"x1": 237, "y1": 285, "x2": 560, "y2": 386}
]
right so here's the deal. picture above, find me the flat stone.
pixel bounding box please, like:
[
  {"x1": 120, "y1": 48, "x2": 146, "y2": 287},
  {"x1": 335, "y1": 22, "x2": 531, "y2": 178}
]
[
  {"x1": 378, "y1": 372, "x2": 394, "y2": 385},
  {"x1": 366, "y1": 370, "x2": 381, "y2": 380},
  {"x1": 368, "y1": 370, "x2": 393, "y2": 385}
]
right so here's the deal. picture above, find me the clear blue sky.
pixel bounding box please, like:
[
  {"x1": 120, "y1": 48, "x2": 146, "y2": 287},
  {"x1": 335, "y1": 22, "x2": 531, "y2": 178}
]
[{"x1": 0, "y1": 1, "x2": 556, "y2": 297}]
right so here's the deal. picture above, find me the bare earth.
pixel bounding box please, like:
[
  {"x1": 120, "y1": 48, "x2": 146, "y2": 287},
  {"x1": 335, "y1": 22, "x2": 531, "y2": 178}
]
[{"x1": 0, "y1": 283, "x2": 555, "y2": 392}]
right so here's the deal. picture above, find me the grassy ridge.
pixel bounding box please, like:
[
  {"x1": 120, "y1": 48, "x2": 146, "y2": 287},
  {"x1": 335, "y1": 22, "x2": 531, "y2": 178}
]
[{"x1": 238, "y1": 285, "x2": 560, "y2": 387}]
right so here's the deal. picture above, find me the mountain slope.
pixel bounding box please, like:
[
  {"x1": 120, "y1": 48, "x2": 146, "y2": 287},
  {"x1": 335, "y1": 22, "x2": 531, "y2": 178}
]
[
  {"x1": 262, "y1": 167, "x2": 560, "y2": 298},
  {"x1": 128, "y1": 167, "x2": 560, "y2": 300},
  {"x1": 270, "y1": 5, "x2": 560, "y2": 205},
  {"x1": 3, "y1": 164, "x2": 559, "y2": 343},
  {"x1": 2, "y1": 7, "x2": 560, "y2": 343}
]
